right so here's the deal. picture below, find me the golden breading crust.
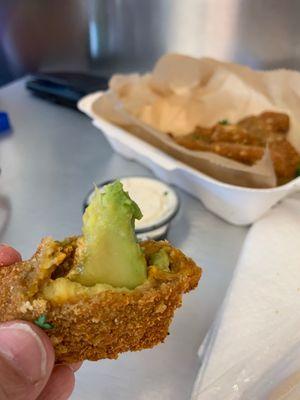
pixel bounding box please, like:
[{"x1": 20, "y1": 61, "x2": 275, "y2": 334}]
[
  {"x1": 0, "y1": 238, "x2": 201, "y2": 364},
  {"x1": 174, "y1": 111, "x2": 300, "y2": 184}
]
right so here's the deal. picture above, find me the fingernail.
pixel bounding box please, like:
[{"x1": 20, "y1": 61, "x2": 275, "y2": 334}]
[{"x1": 0, "y1": 322, "x2": 47, "y2": 383}]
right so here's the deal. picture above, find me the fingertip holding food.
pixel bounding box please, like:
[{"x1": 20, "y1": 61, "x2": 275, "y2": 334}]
[
  {"x1": 0, "y1": 244, "x2": 22, "y2": 266},
  {"x1": 0, "y1": 321, "x2": 55, "y2": 399}
]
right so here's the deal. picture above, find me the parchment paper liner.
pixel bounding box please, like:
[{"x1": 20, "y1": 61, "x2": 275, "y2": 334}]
[{"x1": 89, "y1": 54, "x2": 300, "y2": 188}]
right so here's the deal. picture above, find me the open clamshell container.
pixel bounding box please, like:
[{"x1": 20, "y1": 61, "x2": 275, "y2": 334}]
[{"x1": 78, "y1": 92, "x2": 300, "y2": 226}]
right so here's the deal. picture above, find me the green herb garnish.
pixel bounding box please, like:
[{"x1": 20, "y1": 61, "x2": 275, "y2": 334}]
[
  {"x1": 296, "y1": 164, "x2": 300, "y2": 177},
  {"x1": 164, "y1": 191, "x2": 169, "y2": 196},
  {"x1": 34, "y1": 315, "x2": 54, "y2": 330},
  {"x1": 192, "y1": 133, "x2": 201, "y2": 140},
  {"x1": 218, "y1": 119, "x2": 229, "y2": 125}
]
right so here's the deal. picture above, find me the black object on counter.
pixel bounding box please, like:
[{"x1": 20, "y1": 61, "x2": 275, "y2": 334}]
[{"x1": 26, "y1": 72, "x2": 109, "y2": 109}]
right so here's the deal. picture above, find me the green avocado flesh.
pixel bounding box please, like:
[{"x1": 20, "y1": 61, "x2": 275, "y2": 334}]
[
  {"x1": 149, "y1": 249, "x2": 170, "y2": 272},
  {"x1": 69, "y1": 181, "x2": 147, "y2": 289}
]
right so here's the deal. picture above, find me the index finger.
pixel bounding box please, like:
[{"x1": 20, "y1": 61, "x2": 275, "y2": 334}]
[{"x1": 0, "y1": 244, "x2": 22, "y2": 267}]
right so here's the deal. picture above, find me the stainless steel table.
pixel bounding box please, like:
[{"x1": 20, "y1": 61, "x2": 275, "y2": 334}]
[{"x1": 0, "y1": 79, "x2": 248, "y2": 400}]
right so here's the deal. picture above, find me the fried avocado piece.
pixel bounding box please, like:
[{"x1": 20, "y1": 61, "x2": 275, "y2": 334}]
[
  {"x1": 0, "y1": 238, "x2": 201, "y2": 363},
  {"x1": 0, "y1": 181, "x2": 201, "y2": 363}
]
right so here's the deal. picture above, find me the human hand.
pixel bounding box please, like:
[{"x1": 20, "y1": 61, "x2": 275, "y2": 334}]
[{"x1": 0, "y1": 244, "x2": 80, "y2": 400}]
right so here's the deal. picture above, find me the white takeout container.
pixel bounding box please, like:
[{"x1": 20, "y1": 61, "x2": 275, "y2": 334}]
[{"x1": 78, "y1": 93, "x2": 300, "y2": 226}]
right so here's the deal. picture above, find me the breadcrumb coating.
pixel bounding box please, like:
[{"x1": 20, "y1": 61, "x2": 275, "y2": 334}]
[
  {"x1": 174, "y1": 111, "x2": 300, "y2": 184},
  {"x1": 0, "y1": 238, "x2": 201, "y2": 363}
]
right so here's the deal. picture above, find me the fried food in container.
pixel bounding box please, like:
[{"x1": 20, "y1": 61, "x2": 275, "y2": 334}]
[
  {"x1": 92, "y1": 54, "x2": 300, "y2": 188},
  {"x1": 174, "y1": 112, "x2": 300, "y2": 185}
]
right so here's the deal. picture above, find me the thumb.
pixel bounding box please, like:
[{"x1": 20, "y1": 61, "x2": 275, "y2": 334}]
[{"x1": 0, "y1": 321, "x2": 55, "y2": 400}]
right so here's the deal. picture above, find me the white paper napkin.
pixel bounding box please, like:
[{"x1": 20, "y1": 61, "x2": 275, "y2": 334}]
[{"x1": 192, "y1": 193, "x2": 300, "y2": 399}]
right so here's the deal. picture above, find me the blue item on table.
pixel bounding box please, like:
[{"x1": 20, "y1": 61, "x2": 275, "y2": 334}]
[{"x1": 0, "y1": 112, "x2": 11, "y2": 134}]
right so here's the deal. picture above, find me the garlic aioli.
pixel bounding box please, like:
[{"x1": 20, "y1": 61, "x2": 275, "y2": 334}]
[{"x1": 119, "y1": 177, "x2": 178, "y2": 231}]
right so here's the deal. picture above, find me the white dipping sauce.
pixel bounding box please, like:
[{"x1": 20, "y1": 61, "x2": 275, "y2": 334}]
[{"x1": 120, "y1": 177, "x2": 178, "y2": 231}]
